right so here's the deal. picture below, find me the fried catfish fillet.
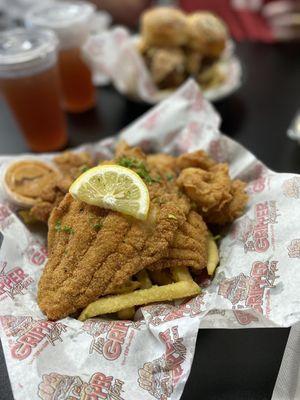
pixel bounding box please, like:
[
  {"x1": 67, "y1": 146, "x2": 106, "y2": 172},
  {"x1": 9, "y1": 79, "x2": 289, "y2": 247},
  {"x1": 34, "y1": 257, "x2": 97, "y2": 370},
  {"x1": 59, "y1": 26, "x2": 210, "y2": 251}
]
[{"x1": 38, "y1": 191, "x2": 193, "y2": 320}]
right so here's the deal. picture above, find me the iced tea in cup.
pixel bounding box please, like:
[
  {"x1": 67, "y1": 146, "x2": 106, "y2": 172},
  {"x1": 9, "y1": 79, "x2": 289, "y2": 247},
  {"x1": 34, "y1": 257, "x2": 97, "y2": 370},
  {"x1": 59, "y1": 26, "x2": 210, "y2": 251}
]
[
  {"x1": 26, "y1": 1, "x2": 96, "y2": 113},
  {"x1": 0, "y1": 28, "x2": 68, "y2": 152}
]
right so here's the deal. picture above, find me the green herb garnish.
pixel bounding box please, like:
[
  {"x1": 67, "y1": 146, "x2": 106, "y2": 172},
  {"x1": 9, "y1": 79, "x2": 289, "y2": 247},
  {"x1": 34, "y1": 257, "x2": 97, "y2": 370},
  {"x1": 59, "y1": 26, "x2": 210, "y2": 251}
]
[
  {"x1": 55, "y1": 220, "x2": 62, "y2": 231},
  {"x1": 166, "y1": 174, "x2": 174, "y2": 182},
  {"x1": 62, "y1": 226, "x2": 74, "y2": 234},
  {"x1": 117, "y1": 157, "x2": 159, "y2": 184},
  {"x1": 55, "y1": 220, "x2": 74, "y2": 234},
  {"x1": 80, "y1": 165, "x2": 89, "y2": 174},
  {"x1": 93, "y1": 223, "x2": 102, "y2": 231}
]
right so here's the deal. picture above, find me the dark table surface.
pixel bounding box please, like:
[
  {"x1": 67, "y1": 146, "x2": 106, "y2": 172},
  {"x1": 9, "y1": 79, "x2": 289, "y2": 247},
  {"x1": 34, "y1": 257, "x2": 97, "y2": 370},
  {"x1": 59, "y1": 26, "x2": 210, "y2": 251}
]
[{"x1": 0, "y1": 42, "x2": 300, "y2": 400}]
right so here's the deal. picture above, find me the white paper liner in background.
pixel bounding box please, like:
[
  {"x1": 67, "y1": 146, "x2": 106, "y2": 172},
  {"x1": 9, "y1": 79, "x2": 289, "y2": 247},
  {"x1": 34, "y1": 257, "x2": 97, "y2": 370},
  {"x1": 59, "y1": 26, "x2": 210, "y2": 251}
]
[
  {"x1": 1, "y1": 80, "x2": 300, "y2": 400},
  {"x1": 83, "y1": 27, "x2": 242, "y2": 103}
]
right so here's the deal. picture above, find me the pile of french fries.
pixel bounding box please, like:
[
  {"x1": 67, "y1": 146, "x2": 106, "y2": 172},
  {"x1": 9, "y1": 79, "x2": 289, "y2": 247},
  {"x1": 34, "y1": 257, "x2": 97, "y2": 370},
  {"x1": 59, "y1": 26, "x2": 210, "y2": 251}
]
[{"x1": 79, "y1": 237, "x2": 219, "y2": 321}]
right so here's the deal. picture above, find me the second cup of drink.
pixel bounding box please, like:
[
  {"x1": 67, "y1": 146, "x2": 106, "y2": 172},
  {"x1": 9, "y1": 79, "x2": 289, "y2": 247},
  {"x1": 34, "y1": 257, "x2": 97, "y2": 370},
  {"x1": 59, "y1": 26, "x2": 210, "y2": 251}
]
[{"x1": 26, "y1": 0, "x2": 96, "y2": 113}]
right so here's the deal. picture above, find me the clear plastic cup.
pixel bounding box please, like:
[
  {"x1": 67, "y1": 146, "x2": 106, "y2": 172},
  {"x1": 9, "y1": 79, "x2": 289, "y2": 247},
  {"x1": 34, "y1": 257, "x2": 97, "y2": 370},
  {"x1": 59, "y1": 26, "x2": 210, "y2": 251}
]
[
  {"x1": 0, "y1": 28, "x2": 68, "y2": 152},
  {"x1": 26, "y1": 1, "x2": 97, "y2": 113}
]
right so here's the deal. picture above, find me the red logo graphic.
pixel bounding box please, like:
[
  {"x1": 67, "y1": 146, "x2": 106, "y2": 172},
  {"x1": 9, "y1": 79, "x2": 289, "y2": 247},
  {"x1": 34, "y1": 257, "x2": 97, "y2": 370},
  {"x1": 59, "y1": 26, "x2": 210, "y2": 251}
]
[
  {"x1": 218, "y1": 260, "x2": 279, "y2": 316},
  {"x1": 24, "y1": 239, "x2": 48, "y2": 266},
  {"x1": 247, "y1": 176, "x2": 268, "y2": 195},
  {"x1": 145, "y1": 296, "x2": 204, "y2": 326},
  {"x1": 233, "y1": 310, "x2": 259, "y2": 325},
  {"x1": 140, "y1": 108, "x2": 162, "y2": 130},
  {"x1": 0, "y1": 316, "x2": 67, "y2": 361},
  {"x1": 0, "y1": 262, "x2": 33, "y2": 301},
  {"x1": 0, "y1": 204, "x2": 13, "y2": 230},
  {"x1": 230, "y1": 201, "x2": 279, "y2": 253},
  {"x1": 282, "y1": 176, "x2": 300, "y2": 198},
  {"x1": 209, "y1": 139, "x2": 227, "y2": 163},
  {"x1": 82, "y1": 320, "x2": 142, "y2": 361},
  {"x1": 287, "y1": 239, "x2": 300, "y2": 258},
  {"x1": 138, "y1": 326, "x2": 186, "y2": 400},
  {"x1": 38, "y1": 372, "x2": 125, "y2": 400}
]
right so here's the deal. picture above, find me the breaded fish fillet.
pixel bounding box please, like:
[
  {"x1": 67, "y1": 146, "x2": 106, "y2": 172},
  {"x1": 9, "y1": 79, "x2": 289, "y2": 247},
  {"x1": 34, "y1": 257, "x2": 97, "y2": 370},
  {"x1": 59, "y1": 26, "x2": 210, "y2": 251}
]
[{"x1": 38, "y1": 191, "x2": 194, "y2": 320}]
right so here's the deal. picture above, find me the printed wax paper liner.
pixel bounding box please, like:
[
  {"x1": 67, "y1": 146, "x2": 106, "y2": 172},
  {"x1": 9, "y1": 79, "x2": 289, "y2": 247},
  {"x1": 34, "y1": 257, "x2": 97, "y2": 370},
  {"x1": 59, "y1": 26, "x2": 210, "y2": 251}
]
[
  {"x1": 83, "y1": 27, "x2": 242, "y2": 103},
  {"x1": 1, "y1": 79, "x2": 300, "y2": 400}
]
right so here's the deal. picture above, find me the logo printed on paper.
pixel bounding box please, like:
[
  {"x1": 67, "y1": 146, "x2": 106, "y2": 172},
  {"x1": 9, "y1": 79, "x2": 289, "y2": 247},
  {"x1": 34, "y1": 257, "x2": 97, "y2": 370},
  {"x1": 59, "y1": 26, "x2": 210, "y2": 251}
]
[
  {"x1": 145, "y1": 296, "x2": 204, "y2": 326},
  {"x1": 82, "y1": 319, "x2": 142, "y2": 361},
  {"x1": 287, "y1": 239, "x2": 300, "y2": 258},
  {"x1": 0, "y1": 316, "x2": 67, "y2": 361},
  {"x1": 37, "y1": 372, "x2": 125, "y2": 400},
  {"x1": 282, "y1": 176, "x2": 300, "y2": 198},
  {"x1": 230, "y1": 201, "x2": 279, "y2": 253},
  {"x1": 218, "y1": 260, "x2": 279, "y2": 317},
  {"x1": 247, "y1": 175, "x2": 270, "y2": 195},
  {"x1": 0, "y1": 262, "x2": 33, "y2": 301},
  {"x1": 209, "y1": 139, "x2": 227, "y2": 163},
  {"x1": 24, "y1": 239, "x2": 48, "y2": 266},
  {"x1": 233, "y1": 310, "x2": 259, "y2": 325},
  {"x1": 138, "y1": 326, "x2": 186, "y2": 400},
  {"x1": 0, "y1": 204, "x2": 13, "y2": 230}
]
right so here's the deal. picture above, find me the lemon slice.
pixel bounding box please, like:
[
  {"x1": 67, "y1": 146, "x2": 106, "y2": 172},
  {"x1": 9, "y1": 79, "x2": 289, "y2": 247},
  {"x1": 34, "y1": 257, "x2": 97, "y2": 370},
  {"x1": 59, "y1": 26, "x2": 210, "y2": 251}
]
[{"x1": 69, "y1": 165, "x2": 150, "y2": 220}]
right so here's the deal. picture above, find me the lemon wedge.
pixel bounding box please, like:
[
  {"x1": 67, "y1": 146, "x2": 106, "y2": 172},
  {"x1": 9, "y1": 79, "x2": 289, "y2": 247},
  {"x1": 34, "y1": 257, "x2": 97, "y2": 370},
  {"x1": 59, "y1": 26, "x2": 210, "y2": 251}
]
[{"x1": 69, "y1": 165, "x2": 150, "y2": 220}]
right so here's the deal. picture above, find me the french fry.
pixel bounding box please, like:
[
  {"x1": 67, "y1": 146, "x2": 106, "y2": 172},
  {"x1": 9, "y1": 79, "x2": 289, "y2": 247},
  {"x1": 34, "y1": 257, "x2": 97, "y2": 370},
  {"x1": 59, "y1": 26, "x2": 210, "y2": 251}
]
[
  {"x1": 171, "y1": 266, "x2": 193, "y2": 282},
  {"x1": 79, "y1": 280, "x2": 200, "y2": 321},
  {"x1": 108, "y1": 280, "x2": 141, "y2": 295},
  {"x1": 148, "y1": 269, "x2": 173, "y2": 286},
  {"x1": 117, "y1": 307, "x2": 135, "y2": 320},
  {"x1": 136, "y1": 270, "x2": 152, "y2": 289},
  {"x1": 207, "y1": 237, "x2": 219, "y2": 275}
]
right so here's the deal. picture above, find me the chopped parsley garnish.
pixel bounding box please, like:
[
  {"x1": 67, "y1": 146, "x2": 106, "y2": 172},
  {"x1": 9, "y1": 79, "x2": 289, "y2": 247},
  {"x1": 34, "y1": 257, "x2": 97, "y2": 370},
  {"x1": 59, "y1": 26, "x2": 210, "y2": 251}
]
[
  {"x1": 55, "y1": 220, "x2": 74, "y2": 234},
  {"x1": 55, "y1": 220, "x2": 62, "y2": 231},
  {"x1": 117, "y1": 157, "x2": 160, "y2": 184},
  {"x1": 62, "y1": 226, "x2": 74, "y2": 234},
  {"x1": 80, "y1": 165, "x2": 89, "y2": 173},
  {"x1": 93, "y1": 223, "x2": 102, "y2": 231},
  {"x1": 166, "y1": 174, "x2": 174, "y2": 182}
]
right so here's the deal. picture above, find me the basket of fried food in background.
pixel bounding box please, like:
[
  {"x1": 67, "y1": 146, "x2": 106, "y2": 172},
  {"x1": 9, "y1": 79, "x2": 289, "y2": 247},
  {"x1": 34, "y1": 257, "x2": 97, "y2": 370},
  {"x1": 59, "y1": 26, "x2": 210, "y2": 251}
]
[{"x1": 84, "y1": 6, "x2": 242, "y2": 103}]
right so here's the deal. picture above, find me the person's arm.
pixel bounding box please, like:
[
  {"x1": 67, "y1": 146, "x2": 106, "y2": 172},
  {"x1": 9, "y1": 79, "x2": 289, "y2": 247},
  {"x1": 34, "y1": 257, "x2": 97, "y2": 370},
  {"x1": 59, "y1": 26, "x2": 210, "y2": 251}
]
[{"x1": 90, "y1": 0, "x2": 153, "y2": 27}]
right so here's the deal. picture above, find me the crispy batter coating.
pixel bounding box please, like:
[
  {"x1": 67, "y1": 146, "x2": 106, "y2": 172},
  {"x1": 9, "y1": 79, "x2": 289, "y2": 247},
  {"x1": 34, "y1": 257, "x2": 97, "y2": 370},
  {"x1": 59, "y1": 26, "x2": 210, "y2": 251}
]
[
  {"x1": 141, "y1": 7, "x2": 188, "y2": 47},
  {"x1": 148, "y1": 210, "x2": 208, "y2": 270},
  {"x1": 147, "y1": 153, "x2": 178, "y2": 175},
  {"x1": 28, "y1": 152, "x2": 94, "y2": 223},
  {"x1": 177, "y1": 163, "x2": 248, "y2": 225},
  {"x1": 202, "y1": 180, "x2": 248, "y2": 224},
  {"x1": 146, "y1": 47, "x2": 187, "y2": 89},
  {"x1": 176, "y1": 150, "x2": 216, "y2": 170},
  {"x1": 38, "y1": 192, "x2": 190, "y2": 320},
  {"x1": 177, "y1": 164, "x2": 232, "y2": 213},
  {"x1": 38, "y1": 144, "x2": 248, "y2": 319}
]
